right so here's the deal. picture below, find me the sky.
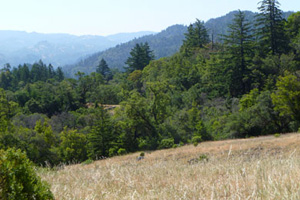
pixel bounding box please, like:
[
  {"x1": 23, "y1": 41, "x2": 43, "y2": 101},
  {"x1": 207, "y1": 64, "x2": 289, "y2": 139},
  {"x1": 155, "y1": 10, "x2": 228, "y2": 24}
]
[{"x1": 0, "y1": 0, "x2": 299, "y2": 36}]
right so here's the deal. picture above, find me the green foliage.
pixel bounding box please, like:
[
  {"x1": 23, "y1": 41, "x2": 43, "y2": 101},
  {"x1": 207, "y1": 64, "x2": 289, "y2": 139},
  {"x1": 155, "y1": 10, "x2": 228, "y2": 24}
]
[
  {"x1": 239, "y1": 88, "x2": 260, "y2": 111},
  {"x1": 96, "y1": 58, "x2": 112, "y2": 82},
  {"x1": 59, "y1": 128, "x2": 87, "y2": 163},
  {"x1": 0, "y1": 88, "x2": 17, "y2": 133},
  {"x1": 191, "y1": 136, "x2": 202, "y2": 146},
  {"x1": 140, "y1": 152, "x2": 145, "y2": 157},
  {"x1": 222, "y1": 10, "x2": 254, "y2": 96},
  {"x1": 271, "y1": 73, "x2": 300, "y2": 121},
  {"x1": 0, "y1": 148, "x2": 54, "y2": 200},
  {"x1": 286, "y1": 12, "x2": 300, "y2": 40},
  {"x1": 181, "y1": 19, "x2": 210, "y2": 54},
  {"x1": 117, "y1": 148, "x2": 127, "y2": 155},
  {"x1": 256, "y1": 0, "x2": 288, "y2": 55},
  {"x1": 81, "y1": 159, "x2": 93, "y2": 165},
  {"x1": 87, "y1": 107, "x2": 115, "y2": 159},
  {"x1": 274, "y1": 133, "x2": 281, "y2": 138},
  {"x1": 198, "y1": 154, "x2": 209, "y2": 162},
  {"x1": 159, "y1": 138, "x2": 175, "y2": 149},
  {"x1": 125, "y1": 42, "x2": 154, "y2": 73}
]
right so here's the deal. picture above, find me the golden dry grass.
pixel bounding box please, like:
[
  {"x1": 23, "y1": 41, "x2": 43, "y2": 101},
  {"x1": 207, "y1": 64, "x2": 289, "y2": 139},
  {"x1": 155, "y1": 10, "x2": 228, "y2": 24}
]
[{"x1": 40, "y1": 133, "x2": 300, "y2": 200}]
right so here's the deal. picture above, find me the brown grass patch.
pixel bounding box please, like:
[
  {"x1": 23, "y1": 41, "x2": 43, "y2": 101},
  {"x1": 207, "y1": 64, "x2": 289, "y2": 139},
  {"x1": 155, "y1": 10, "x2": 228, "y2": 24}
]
[{"x1": 40, "y1": 133, "x2": 300, "y2": 199}]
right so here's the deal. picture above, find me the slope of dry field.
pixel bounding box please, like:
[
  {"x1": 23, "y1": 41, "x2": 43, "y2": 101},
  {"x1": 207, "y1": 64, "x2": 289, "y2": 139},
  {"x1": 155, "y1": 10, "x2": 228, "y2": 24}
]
[{"x1": 40, "y1": 133, "x2": 300, "y2": 200}]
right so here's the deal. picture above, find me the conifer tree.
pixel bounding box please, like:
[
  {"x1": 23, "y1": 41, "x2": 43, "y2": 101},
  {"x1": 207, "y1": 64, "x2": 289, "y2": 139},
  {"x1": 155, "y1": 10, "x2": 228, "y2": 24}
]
[
  {"x1": 222, "y1": 10, "x2": 254, "y2": 96},
  {"x1": 87, "y1": 107, "x2": 114, "y2": 159},
  {"x1": 96, "y1": 58, "x2": 112, "y2": 81},
  {"x1": 125, "y1": 42, "x2": 154, "y2": 73},
  {"x1": 256, "y1": 0, "x2": 287, "y2": 55},
  {"x1": 181, "y1": 19, "x2": 210, "y2": 54}
]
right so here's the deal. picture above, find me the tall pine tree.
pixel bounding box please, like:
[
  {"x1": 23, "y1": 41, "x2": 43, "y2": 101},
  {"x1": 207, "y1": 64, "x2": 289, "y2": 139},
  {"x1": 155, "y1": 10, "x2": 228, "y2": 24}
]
[
  {"x1": 222, "y1": 10, "x2": 255, "y2": 96},
  {"x1": 181, "y1": 19, "x2": 210, "y2": 54},
  {"x1": 87, "y1": 107, "x2": 114, "y2": 159},
  {"x1": 125, "y1": 42, "x2": 154, "y2": 73},
  {"x1": 256, "y1": 0, "x2": 287, "y2": 55},
  {"x1": 96, "y1": 58, "x2": 112, "y2": 81}
]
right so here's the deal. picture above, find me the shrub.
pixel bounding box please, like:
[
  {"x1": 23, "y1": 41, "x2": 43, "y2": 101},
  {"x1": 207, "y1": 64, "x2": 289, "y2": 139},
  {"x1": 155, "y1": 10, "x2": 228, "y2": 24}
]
[
  {"x1": 117, "y1": 148, "x2": 127, "y2": 155},
  {"x1": 81, "y1": 159, "x2": 93, "y2": 165},
  {"x1": 140, "y1": 152, "x2": 145, "y2": 157},
  {"x1": 198, "y1": 154, "x2": 209, "y2": 162},
  {"x1": 274, "y1": 133, "x2": 281, "y2": 138},
  {"x1": 192, "y1": 136, "x2": 202, "y2": 146},
  {"x1": 108, "y1": 147, "x2": 118, "y2": 157},
  {"x1": 159, "y1": 138, "x2": 174, "y2": 149},
  {"x1": 0, "y1": 148, "x2": 54, "y2": 200}
]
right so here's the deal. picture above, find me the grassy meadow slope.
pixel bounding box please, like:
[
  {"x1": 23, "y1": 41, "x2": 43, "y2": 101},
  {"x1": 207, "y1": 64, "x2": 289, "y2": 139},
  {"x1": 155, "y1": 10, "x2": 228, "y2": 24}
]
[{"x1": 40, "y1": 133, "x2": 300, "y2": 199}]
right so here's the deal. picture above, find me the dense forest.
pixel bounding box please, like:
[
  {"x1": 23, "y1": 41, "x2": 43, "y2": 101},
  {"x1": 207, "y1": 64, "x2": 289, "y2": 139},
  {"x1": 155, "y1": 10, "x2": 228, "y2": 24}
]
[
  {"x1": 1, "y1": 0, "x2": 300, "y2": 168},
  {"x1": 64, "y1": 10, "x2": 293, "y2": 77}
]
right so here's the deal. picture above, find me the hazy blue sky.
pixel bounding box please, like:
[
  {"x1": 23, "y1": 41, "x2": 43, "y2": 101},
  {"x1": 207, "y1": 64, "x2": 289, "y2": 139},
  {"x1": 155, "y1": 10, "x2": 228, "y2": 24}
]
[{"x1": 0, "y1": 0, "x2": 299, "y2": 36}]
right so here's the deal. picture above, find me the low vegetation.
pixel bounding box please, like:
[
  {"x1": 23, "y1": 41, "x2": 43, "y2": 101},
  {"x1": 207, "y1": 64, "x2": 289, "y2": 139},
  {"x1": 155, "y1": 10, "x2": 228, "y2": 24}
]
[{"x1": 0, "y1": 148, "x2": 53, "y2": 200}]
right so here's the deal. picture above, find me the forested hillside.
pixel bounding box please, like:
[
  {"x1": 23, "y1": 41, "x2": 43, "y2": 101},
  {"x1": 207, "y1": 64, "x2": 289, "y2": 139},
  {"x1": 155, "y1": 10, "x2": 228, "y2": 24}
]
[
  {"x1": 63, "y1": 25, "x2": 187, "y2": 76},
  {"x1": 0, "y1": 0, "x2": 300, "y2": 169},
  {"x1": 65, "y1": 10, "x2": 293, "y2": 77}
]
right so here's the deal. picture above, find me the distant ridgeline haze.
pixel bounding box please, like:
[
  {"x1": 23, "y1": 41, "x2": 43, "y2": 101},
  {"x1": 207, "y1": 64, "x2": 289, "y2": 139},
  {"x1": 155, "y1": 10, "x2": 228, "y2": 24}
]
[{"x1": 0, "y1": 31, "x2": 155, "y2": 67}]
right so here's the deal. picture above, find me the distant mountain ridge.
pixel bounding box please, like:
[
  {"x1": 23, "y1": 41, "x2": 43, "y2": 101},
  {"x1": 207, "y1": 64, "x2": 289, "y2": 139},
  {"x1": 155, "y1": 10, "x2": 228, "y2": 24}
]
[
  {"x1": 0, "y1": 30, "x2": 155, "y2": 67},
  {"x1": 63, "y1": 25, "x2": 187, "y2": 76}
]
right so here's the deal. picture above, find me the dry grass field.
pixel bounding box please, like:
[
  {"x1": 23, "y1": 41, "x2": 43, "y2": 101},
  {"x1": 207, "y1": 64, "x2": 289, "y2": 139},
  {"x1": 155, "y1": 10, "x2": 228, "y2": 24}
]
[{"x1": 40, "y1": 133, "x2": 300, "y2": 200}]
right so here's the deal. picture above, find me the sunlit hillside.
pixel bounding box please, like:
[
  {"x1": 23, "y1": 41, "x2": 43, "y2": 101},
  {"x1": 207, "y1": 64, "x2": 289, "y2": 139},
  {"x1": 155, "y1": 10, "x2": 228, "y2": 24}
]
[{"x1": 41, "y1": 133, "x2": 300, "y2": 200}]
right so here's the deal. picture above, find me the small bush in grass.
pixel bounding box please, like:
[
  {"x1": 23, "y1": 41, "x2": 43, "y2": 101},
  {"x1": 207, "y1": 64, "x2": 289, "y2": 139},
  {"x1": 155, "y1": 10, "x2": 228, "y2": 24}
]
[
  {"x1": 117, "y1": 148, "x2": 127, "y2": 155},
  {"x1": 192, "y1": 136, "x2": 202, "y2": 146},
  {"x1": 109, "y1": 147, "x2": 118, "y2": 157},
  {"x1": 198, "y1": 154, "x2": 209, "y2": 162},
  {"x1": 0, "y1": 148, "x2": 54, "y2": 200},
  {"x1": 81, "y1": 159, "x2": 93, "y2": 165},
  {"x1": 274, "y1": 133, "x2": 281, "y2": 138},
  {"x1": 172, "y1": 144, "x2": 178, "y2": 148},
  {"x1": 159, "y1": 138, "x2": 174, "y2": 149},
  {"x1": 140, "y1": 152, "x2": 145, "y2": 157}
]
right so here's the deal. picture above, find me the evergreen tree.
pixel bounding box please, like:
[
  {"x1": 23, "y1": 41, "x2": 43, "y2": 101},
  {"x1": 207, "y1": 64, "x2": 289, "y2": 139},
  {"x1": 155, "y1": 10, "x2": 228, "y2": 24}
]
[
  {"x1": 125, "y1": 42, "x2": 154, "y2": 73},
  {"x1": 87, "y1": 107, "x2": 114, "y2": 159},
  {"x1": 256, "y1": 0, "x2": 288, "y2": 55},
  {"x1": 286, "y1": 12, "x2": 300, "y2": 40},
  {"x1": 181, "y1": 19, "x2": 210, "y2": 53},
  {"x1": 55, "y1": 67, "x2": 64, "y2": 81},
  {"x1": 96, "y1": 58, "x2": 112, "y2": 81},
  {"x1": 222, "y1": 10, "x2": 255, "y2": 96}
]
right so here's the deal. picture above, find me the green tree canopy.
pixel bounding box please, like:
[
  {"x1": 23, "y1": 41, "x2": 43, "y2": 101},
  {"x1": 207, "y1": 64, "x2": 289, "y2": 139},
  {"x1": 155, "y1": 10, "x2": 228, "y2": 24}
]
[
  {"x1": 96, "y1": 58, "x2": 112, "y2": 81},
  {"x1": 256, "y1": 0, "x2": 288, "y2": 55},
  {"x1": 0, "y1": 148, "x2": 54, "y2": 200},
  {"x1": 222, "y1": 10, "x2": 255, "y2": 96},
  {"x1": 271, "y1": 73, "x2": 300, "y2": 121},
  {"x1": 181, "y1": 19, "x2": 210, "y2": 54},
  {"x1": 125, "y1": 42, "x2": 155, "y2": 73}
]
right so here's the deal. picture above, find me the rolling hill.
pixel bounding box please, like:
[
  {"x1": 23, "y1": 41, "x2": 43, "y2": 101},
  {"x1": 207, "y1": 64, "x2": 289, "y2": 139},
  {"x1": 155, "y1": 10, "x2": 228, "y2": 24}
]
[{"x1": 40, "y1": 133, "x2": 300, "y2": 199}]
